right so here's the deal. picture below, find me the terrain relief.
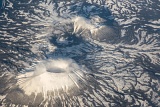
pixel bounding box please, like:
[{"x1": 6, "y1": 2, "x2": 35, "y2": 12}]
[{"x1": 0, "y1": 0, "x2": 160, "y2": 107}]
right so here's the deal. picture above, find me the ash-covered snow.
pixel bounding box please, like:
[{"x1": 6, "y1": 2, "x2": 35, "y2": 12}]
[{"x1": 0, "y1": 0, "x2": 160, "y2": 107}]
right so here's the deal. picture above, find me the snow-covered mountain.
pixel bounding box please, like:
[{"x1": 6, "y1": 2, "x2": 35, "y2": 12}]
[{"x1": 0, "y1": 0, "x2": 160, "y2": 107}]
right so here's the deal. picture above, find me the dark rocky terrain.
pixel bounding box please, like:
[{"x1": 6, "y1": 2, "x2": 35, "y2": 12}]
[{"x1": 0, "y1": 0, "x2": 160, "y2": 107}]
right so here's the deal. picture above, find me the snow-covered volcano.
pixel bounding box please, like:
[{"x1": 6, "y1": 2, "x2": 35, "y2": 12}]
[{"x1": 0, "y1": 0, "x2": 160, "y2": 107}]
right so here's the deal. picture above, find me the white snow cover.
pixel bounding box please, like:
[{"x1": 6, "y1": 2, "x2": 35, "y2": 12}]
[{"x1": 17, "y1": 58, "x2": 84, "y2": 96}]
